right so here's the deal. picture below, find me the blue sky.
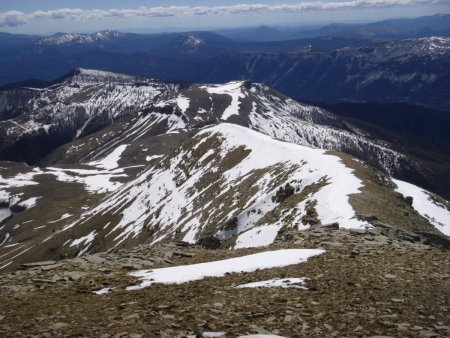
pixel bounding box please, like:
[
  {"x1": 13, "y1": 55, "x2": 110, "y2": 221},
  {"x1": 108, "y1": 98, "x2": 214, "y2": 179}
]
[{"x1": 0, "y1": 0, "x2": 449, "y2": 35}]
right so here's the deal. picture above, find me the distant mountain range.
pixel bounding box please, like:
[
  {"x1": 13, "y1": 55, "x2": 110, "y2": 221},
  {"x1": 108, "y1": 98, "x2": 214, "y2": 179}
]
[
  {"x1": 217, "y1": 14, "x2": 450, "y2": 41},
  {"x1": 0, "y1": 15, "x2": 449, "y2": 111}
]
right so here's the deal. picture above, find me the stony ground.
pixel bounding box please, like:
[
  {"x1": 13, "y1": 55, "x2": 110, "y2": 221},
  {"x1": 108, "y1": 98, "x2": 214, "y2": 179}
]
[{"x1": 0, "y1": 225, "x2": 449, "y2": 338}]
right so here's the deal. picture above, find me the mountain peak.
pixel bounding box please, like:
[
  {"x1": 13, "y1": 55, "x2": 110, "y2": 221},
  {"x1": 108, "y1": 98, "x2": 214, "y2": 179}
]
[
  {"x1": 183, "y1": 34, "x2": 205, "y2": 47},
  {"x1": 66, "y1": 68, "x2": 139, "y2": 83},
  {"x1": 399, "y1": 36, "x2": 450, "y2": 55},
  {"x1": 37, "y1": 29, "x2": 125, "y2": 46}
]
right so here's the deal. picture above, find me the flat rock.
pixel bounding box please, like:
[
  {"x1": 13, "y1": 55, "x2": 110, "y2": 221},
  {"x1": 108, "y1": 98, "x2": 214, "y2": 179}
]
[
  {"x1": 123, "y1": 313, "x2": 140, "y2": 321},
  {"x1": 84, "y1": 255, "x2": 106, "y2": 265},
  {"x1": 391, "y1": 298, "x2": 404, "y2": 303},
  {"x1": 32, "y1": 278, "x2": 56, "y2": 284},
  {"x1": 175, "y1": 241, "x2": 191, "y2": 247},
  {"x1": 357, "y1": 214, "x2": 379, "y2": 222},
  {"x1": 173, "y1": 252, "x2": 193, "y2": 258},
  {"x1": 41, "y1": 263, "x2": 65, "y2": 271},
  {"x1": 350, "y1": 229, "x2": 367, "y2": 235},
  {"x1": 419, "y1": 331, "x2": 440, "y2": 338},
  {"x1": 320, "y1": 222, "x2": 339, "y2": 229},
  {"x1": 161, "y1": 314, "x2": 175, "y2": 320},
  {"x1": 19, "y1": 261, "x2": 56, "y2": 269},
  {"x1": 50, "y1": 322, "x2": 68, "y2": 330},
  {"x1": 378, "y1": 314, "x2": 399, "y2": 321},
  {"x1": 384, "y1": 274, "x2": 396, "y2": 279},
  {"x1": 64, "y1": 271, "x2": 88, "y2": 281}
]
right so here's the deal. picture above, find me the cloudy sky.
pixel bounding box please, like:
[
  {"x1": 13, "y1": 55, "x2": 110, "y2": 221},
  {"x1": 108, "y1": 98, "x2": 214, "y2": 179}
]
[{"x1": 1, "y1": 0, "x2": 449, "y2": 34}]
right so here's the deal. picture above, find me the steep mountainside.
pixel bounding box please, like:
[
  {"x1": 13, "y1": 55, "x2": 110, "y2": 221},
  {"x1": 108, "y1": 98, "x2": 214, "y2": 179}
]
[
  {"x1": 1, "y1": 68, "x2": 449, "y2": 198},
  {"x1": 1, "y1": 120, "x2": 449, "y2": 272},
  {"x1": 0, "y1": 68, "x2": 402, "y2": 171},
  {"x1": 191, "y1": 37, "x2": 450, "y2": 111},
  {"x1": 315, "y1": 101, "x2": 450, "y2": 199},
  {"x1": 0, "y1": 69, "x2": 449, "y2": 272},
  {"x1": 318, "y1": 102, "x2": 450, "y2": 155}
]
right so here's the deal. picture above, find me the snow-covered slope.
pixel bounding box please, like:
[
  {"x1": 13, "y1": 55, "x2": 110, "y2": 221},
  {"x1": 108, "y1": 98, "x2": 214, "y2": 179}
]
[
  {"x1": 0, "y1": 68, "x2": 412, "y2": 177},
  {"x1": 48, "y1": 123, "x2": 367, "y2": 253},
  {"x1": 0, "y1": 121, "x2": 448, "y2": 271},
  {"x1": 0, "y1": 69, "x2": 448, "y2": 271},
  {"x1": 7, "y1": 122, "x2": 439, "y2": 261},
  {"x1": 37, "y1": 30, "x2": 124, "y2": 46},
  {"x1": 393, "y1": 179, "x2": 450, "y2": 236}
]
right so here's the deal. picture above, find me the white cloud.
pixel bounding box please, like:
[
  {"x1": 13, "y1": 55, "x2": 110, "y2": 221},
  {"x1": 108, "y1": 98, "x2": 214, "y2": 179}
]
[
  {"x1": 0, "y1": 10, "x2": 28, "y2": 27},
  {"x1": 0, "y1": 0, "x2": 447, "y2": 27}
]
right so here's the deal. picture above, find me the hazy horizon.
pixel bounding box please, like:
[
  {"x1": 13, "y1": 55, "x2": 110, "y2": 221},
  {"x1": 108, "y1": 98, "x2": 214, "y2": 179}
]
[{"x1": 0, "y1": 0, "x2": 449, "y2": 35}]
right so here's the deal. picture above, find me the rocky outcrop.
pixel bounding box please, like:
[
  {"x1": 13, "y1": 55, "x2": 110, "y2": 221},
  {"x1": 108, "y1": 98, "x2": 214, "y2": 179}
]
[{"x1": 0, "y1": 226, "x2": 448, "y2": 337}]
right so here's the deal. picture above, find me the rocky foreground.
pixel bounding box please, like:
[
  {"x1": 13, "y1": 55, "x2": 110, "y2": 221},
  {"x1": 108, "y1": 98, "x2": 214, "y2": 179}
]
[{"x1": 0, "y1": 224, "x2": 449, "y2": 338}]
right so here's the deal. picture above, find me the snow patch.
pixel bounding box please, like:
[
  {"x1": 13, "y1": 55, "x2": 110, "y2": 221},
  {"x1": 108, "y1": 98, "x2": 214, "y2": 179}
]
[
  {"x1": 146, "y1": 154, "x2": 164, "y2": 162},
  {"x1": 70, "y1": 230, "x2": 97, "y2": 247},
  {"x1": 236, "y1": 277, "x2": 307, "y2": 289},
  {"x1": 93, "y1": 287, "x2": 114, "y2": 295},
  {"x1": 49, "y1": 213, "x2": 72, "y2": 224},
  {"x1": 127, "y1": 249, "x2": 324, "y2": 290},
  {"x1": 393, "y1": 179, "x2": 450, "y2": 236},
  {"x1": 239, "y1": 335, "x2": 288, "y2": 338},
  {"x1": 0, "y1": 208, "x2": 11, "y2": 223},
  {"x1": 18, "y1": 197, "x2": 40, "y2": 209},
  {"x1": 47, "y1": 167, "x2": 126, "y2": 194},
  {"x1": 201, "y1": 81, "x2": 245, "y2": 120},
  {"x1": 0, "y1": 233, "x2": 11, "y2": 246},
  {"x1": 176, "y1": 96, "x2": 190, "y2": 113},
  {"x1": 183, "y1": 333, "x2": 226, "y2": 338},
  {"x1": 235, "y1": 224, "x2": 281, "y2": 249},
  {"x1": 88, "y1": 144, "x2": 128, "y2": 170}
]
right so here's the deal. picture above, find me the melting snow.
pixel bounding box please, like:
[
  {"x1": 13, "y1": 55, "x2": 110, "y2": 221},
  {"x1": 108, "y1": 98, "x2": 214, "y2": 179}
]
[
  {"x1": 0, "y1": 233, "x2": 11, "y2": 246},
  {"x1": 184, "y1": 335, "x2": 286, "y2": 338},
  {"x1": 146, "y1": 154, "x2": 164, "y2": 162},
  {"x1": 176, "y1": 96, "x2": 190, "y2": 113},
  {"x1": 201, "y1": 81, "x2": 245, "y2": 120},
  {"x1": 1, "y1": 164, "x2": 125, "y2": 198},
  {"x1": 239, "y1": 335, "x2": 288, "y2": 338},
  {"x1": 18, "y1": 197, "x2": 40, "y2": 209},
  {"x1": 88, "y1": 144, "x2": 128, "y2": 170},
  {"x1": 183, "y1": 333, "x2": 226, "y2": 338},
  {"x1": 47, "y1": 167, "x2": 126, "y2": 194},
  {"x1": 210, "y1": 123, "x2": 367, "y2": 246},
  {"x1": 49, "y1": 213, "x2": 72, "y2": 224},
  {"x1": 393, "y1": 179, "x2": 450, "y2": 236},
  {"x1": 0, "y1": 169, "x2": 41, "y2": 188},
  {"x1": 235, "y1": 224, "x2": 281, "y2": 249},
  {"x1": 70, "y1": 230, "x2": 97, "y2": 247},
  {"x1": 66, "y1": 123, "x2": 368, "y2": 249},
  {"x1": 93, "y1": 287, "x2": 114, "y2": 295},
  {"x1": 0, "y1": 208, "x2": 11, "y2": 223},
  {"x1": 236, "y1": 277, "x2": 307, "y2": 289},
  {"x1": 127, "y1": 249, "x2": 324, "y2": 290}
]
